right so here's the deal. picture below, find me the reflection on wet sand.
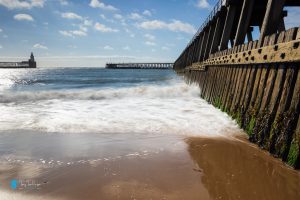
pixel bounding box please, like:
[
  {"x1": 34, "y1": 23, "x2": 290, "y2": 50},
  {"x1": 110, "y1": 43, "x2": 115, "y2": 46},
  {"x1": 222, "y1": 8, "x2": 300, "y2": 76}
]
[
  {"x1": 0, "y1": 134, "x2": 299, "y2": 200},
  {"x1": 187, "y1": 137, "x2": 300, "y2": 200}
]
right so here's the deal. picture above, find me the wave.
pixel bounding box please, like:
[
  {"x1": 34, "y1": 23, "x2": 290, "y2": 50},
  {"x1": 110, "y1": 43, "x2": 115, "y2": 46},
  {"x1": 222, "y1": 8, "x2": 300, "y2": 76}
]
[
  {"x1": 0, "y1": 81, "x2": 241, "y2": 138},
  {"x1": 0, "y1": 81, "x2": 199, "y2": 104}
]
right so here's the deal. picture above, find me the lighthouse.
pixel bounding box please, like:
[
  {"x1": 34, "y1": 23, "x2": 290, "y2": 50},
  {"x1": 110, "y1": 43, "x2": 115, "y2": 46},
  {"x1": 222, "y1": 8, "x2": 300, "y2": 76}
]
[{"x1": 29, "y1": 52, "x2": 36, "y2": 68}]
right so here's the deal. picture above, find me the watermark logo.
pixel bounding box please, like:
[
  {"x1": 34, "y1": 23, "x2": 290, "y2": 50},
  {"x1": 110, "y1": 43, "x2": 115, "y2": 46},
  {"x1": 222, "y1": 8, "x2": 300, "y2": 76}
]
[{"x1": 10, "y1": 179, "x2": 18, "y2": 190}]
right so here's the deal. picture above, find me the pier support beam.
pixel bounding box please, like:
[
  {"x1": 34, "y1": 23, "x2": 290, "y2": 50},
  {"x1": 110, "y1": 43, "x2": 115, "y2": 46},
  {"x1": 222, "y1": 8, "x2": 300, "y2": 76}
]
[
  {"x1": 259, "y1": 0, "x2": 286, "y2": 46},
  {"x1": 234, "y1": 0, "x2": 255, "y2": 46},
  {"x1": 204, "y1": 22, "x2": 216, "y2": 60},
  {"x1": 247, "y1": 27, "x2": 253, "y2": 42},
  {"x1": 220, "y1": 5, "x2": 237, "y2": 50},
  {"x1": 210, "y1": 15, "x2": 226, "y2": 55},
  {"x1": 197, "y1": 30, "x2": 208, "y2": 61}
]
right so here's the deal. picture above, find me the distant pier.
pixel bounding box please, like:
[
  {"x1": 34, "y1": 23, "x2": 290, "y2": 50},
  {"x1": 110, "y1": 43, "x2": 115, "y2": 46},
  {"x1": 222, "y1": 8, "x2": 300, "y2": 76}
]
[
  {"x1": 0, "y1": 52, "x2": 36, "y2": 68},
  {"x1": 106, "y1": 63, "x2": 173, "y2": 69}
]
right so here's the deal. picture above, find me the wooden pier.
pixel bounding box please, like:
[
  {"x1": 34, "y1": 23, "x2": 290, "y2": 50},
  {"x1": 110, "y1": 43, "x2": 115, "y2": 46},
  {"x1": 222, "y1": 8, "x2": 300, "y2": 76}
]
[
  {"x1": 174, "y1": 0, "x2": 300, "y2": 168},
  {"x1": 106, "y1": 63, "x2": 173, "y2": 69}
]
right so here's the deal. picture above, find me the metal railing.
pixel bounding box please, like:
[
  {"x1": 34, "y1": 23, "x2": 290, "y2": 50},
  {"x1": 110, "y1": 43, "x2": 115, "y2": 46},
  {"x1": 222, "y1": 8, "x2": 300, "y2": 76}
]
[{"x1": 178, "y1": 0, "x2": 227, "y2": 61}]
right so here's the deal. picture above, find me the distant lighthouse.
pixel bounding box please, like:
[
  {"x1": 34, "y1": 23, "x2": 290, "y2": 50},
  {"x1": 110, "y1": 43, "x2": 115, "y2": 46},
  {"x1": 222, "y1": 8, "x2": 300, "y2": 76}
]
[{"x1": 29, "y1": 52, "x2": 36, "y2": 68}]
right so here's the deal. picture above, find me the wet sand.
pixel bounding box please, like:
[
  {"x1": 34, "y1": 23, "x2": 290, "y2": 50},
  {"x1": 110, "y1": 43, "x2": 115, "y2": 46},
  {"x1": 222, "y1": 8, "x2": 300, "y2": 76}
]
[{"x1": 0, "y1": 132, "x2": 299, "y2": 200}]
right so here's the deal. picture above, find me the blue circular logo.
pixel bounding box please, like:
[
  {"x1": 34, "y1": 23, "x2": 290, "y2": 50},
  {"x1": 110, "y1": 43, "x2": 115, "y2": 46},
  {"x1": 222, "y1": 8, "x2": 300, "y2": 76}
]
[{"x1": 10, "y1": 179, "x2": 18, "y2": 190}]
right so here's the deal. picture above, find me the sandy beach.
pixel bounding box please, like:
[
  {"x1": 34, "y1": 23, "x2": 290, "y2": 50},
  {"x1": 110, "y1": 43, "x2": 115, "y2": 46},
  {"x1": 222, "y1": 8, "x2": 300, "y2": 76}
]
[{"x1": 0, "y1": 132, "x2": 299, "y2": 200}]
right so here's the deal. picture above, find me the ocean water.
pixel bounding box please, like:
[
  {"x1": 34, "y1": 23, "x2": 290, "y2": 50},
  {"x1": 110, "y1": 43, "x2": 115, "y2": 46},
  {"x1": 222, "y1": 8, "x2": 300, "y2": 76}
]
[{"x1": 0, "y1": 68, "x2": 240, "y2": 137}]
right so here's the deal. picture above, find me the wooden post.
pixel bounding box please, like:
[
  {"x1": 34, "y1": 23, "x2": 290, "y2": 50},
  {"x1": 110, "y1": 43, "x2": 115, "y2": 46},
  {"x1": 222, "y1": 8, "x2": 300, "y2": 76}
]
[
  {"x1": 197, "y1": 30, "x2": 208, "y2": 61},
  {"x1": 204, "y1": 22, "x2": 216, "y2": 60},
  {"x1": 210, "y1": 14, "x2": 226, "y2": 55},
  {"x1": 247, "y1": 27, "x2": 253, "y2": 42},
  {"x1": 234, "y1": 0, "x2": 255, "y2": 46},
  {"x1": 220, "y1": 5, "x2": 237, "y2": 50},
  {"x1": 259, "y1": 0, "x2": 286, "y2": 46},
  {"x1": 278, "y1": 17, "x2": 286, "y2": 32},
  {"x1": 193, "y1": 35, "x2": 203, "y2": 63}
]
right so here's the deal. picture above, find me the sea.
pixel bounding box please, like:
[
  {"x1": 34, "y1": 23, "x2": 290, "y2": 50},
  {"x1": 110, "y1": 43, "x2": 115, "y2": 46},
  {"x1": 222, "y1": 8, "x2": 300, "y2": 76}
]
[
  {"x1": 0, "y1": 68, "x2": 239, "y2": 136},
  {"x1": 0, "y1": 68, "x2": 241, "y2": 167}
]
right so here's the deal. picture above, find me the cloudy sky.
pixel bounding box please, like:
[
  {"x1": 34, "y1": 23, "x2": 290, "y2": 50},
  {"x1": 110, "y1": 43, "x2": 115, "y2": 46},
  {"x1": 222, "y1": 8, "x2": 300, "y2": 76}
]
[{"x1": 0, "y1": 0, "x2": 299, "y2": 67}]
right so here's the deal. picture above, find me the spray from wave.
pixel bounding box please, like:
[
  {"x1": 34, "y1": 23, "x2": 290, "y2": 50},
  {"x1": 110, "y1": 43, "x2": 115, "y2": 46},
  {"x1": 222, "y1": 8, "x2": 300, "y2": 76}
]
[{"x1": 0, "y1": 79, "x2": 241, "y2": 137}]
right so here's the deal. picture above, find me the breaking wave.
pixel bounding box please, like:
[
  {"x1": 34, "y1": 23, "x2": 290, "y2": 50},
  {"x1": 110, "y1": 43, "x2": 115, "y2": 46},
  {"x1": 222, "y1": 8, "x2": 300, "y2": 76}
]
[{"x1": 0, "y1": 68, "x2": 241, "y2": 137}]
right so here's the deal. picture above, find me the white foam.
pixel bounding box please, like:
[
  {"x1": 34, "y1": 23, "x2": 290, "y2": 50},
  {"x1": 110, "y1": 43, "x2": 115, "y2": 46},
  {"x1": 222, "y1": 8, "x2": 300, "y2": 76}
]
[{"x1": 0, "y1": 80, "x2": 241, "y2": 138}]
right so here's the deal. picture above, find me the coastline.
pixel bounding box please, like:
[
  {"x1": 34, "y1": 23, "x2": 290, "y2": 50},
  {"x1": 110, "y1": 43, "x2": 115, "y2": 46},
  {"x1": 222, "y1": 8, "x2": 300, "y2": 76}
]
[{"x1": 0, "y1": 132, "x2": 299, "y2": 200}]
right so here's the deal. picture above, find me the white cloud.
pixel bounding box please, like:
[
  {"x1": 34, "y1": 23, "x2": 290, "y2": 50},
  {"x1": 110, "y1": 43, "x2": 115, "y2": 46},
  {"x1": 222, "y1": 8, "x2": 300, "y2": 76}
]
[
  {"x1": 83, "y1": 19, "x2": 93, "y2": 26},
  {"x1": 59, "y1": 30, "x2": 87, "y2": 37},
  {"x1": 14, "y1": 14, "x2": 34, "y2": 21},
  {"x1": 196, "y1": 0, "x2": 210, "y2": 9},
  {"x1": 0, "y1": 0, "x2": 45, "y2": 9},
  {"x1": 33, "y1": 43, "x2": 48, "y2": 50},
  {"x1": 61, "y1": 12, "x2": 83, "y2": 20},
  {"x1": 139, "y1": 20, "x2": 196, "y2": 34},
  {"x1": 0, "y1": 28, "x2": 2, "y2": 32},
  {"x1": 124, "y1": 28, "x2": 135, "y2": 38},
  {"x1": 104, "y1": 45, "x2": 113, "y2": 50},
  {"x1": 129, "y1": 13, "x2": 143, "y2": 20},
  {"x1": 145, "y1": 41, "x2": 156, "y2": 46},
  {"x1": 59, "y1": 30, "x2": 73, "y2": 37},
  {"x1": 143, "y1": 10, "x2": 152, "y2": 17},
  {"x1": 114, "y1": 14, "x2": 123, "y2": 20},
  {"x1": 59, "y1": 0, "x2": 68, "y2": 5},
  {"x1": 100, "y1": 14, "x2": 106, "y2": 20},
  {"x1": 68, "y1": 45, "x2": 77, "y2": 49},
  {"x1": 71, "y1": 30, "x2": 87, "y2": 36},
  {"x1": 89, "y1": 0, "x2": 117, "y2": 11},
  {"x1": 94, "y1": 22, "x2": 119, "y2": 33},
  {"x1": 144, "y1": 34, "x2": 155, "y2": 41},
  {"x1": 162, "y1": 46, "x2": 170, "y2": 51},
  {"x1": 79, "y1": 25, "x2": 88, "y2": 32},
  {"x1": 0, "y1": 45, "x2": 2, "y2": 49},
  {"x1": 123, "y1": 46, "x2": 130, "y2": 50}
]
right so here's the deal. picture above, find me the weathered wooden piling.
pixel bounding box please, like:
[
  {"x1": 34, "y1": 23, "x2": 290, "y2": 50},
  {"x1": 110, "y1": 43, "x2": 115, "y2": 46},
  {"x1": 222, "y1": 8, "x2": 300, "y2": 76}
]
[{"x1": 174, "y1": 0, "x2": 300, "y2": 168}]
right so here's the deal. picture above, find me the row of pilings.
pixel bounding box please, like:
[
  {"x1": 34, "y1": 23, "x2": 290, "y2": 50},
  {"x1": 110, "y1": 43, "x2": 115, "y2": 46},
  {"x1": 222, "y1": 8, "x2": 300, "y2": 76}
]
[{"x1": 178, "y1": 27, "x2": 300, "y2": 169}]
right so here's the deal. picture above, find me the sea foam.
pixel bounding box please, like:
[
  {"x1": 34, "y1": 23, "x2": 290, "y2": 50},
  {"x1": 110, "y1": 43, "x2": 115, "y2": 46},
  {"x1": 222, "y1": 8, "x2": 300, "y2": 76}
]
[{"x1": 0, "y1": 79, "x2": 241, "y2": 137}]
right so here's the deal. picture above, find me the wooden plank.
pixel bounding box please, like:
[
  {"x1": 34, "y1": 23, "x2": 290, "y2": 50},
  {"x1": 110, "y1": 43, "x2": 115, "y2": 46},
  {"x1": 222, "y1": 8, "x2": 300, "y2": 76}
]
[
  {"x1": 234, "y1": 0, "x2": 255, "y2": 46},
  {"x1": 218, "y1": 67, "x2": 229, "y2": 107},
  {"x1": 284, "y1": 27, "x2": 298, "y2": 42},
  {"x1": 297, "y1": 28, "x2": 300, "y2": 40},
  {"x1": 220, "y1": 5, "x2": 237, "y2": 50},
  {"x1": 210, "y1": 16, "x2": 225, "y2": 54},
  {"x1": 281, "y1": 68, "x2": 300, "y2": 161},
  {"x1": 224, "y1": 66, "x2": 238, "y2": 111},
  {"x1": 240, "y1": 67, "x2": 252, "y2": 108},
  {"x1": 242, "y1": 65, "x2": 258, "y2": 129},
  {"x1": 259, "y1": 0, "x2": 285, "y2": 46},
  {"x1": 194, "y1": 38, "x2": 300, "y2": 68},
  {"x1": 230, "y1": 66, "x2": 243, "y2": 113},
  {"x1": 221, "y1": 67, "x2": 232, "y2": 107},
  {"x1": 233, "y1": 66, "x2": 249, "y2": 116},
  {"x1": 212, "y1": 66, "x2": 221, "y2": 103},
  {"x1": 269, "y1": 68, "x2": 298, "y2": 154},
  {"x1": 197, "y1": 31, "x2": 207, "y2": 62},
  {"x1": 204, "y1": 22, "x2": 216, "y2": 60}
]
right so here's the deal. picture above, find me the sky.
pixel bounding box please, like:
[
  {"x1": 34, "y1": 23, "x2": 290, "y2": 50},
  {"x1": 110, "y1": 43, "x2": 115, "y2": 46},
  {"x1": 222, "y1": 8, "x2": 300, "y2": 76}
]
[{"x1": 0, "y1": 0, "x2": 299, "y2": 67}]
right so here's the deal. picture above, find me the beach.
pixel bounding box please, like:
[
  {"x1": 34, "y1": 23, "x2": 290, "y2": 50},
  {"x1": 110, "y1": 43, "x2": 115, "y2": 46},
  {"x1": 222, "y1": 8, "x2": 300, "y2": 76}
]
[
  {"x1": 0, "y1": 68, "x2": 299, "y2": 199},
  {"x1": 0, "y1": 132, "x2": 299, "y2": 200}
]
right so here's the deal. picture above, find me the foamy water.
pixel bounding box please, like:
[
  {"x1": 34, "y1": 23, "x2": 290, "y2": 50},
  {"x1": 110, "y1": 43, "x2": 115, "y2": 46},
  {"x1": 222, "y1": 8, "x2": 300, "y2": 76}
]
[{"x1": 0, "y1": 68, "x2": 241, "y2": 137}]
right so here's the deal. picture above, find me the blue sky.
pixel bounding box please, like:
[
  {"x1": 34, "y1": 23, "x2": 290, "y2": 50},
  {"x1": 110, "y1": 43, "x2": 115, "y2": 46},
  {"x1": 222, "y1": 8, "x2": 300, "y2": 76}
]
[{"x1": 0, "y1": 0, "x2": 299, "y2": 67}]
